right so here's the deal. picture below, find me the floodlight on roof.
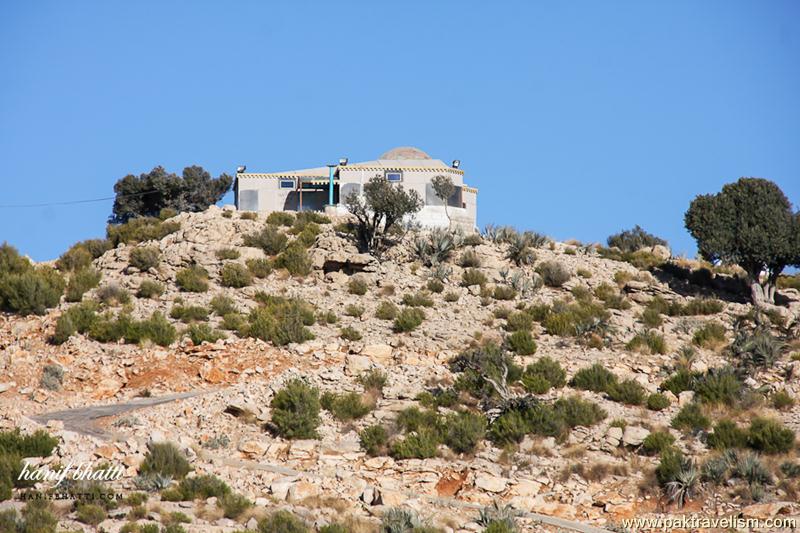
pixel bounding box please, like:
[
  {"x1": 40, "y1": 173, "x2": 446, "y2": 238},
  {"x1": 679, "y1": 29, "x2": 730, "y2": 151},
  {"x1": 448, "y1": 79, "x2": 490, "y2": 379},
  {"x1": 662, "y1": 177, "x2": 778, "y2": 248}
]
[
  {"x1": 236, "y1": 165, "x2": 246, "y2": 173},
  {"x1": 339, "y1": 157, "x2": 348, "y2": 166},
  {"x1": 452, "y1": 159, "x2": 460, "y2": 169}
]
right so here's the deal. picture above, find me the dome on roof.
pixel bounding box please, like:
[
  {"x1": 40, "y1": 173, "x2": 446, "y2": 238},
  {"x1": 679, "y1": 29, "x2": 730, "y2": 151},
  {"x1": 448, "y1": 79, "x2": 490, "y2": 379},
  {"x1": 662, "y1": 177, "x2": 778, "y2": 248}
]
[{"x1": 379, "y1": 146, "x2": 431, "y2": 160}]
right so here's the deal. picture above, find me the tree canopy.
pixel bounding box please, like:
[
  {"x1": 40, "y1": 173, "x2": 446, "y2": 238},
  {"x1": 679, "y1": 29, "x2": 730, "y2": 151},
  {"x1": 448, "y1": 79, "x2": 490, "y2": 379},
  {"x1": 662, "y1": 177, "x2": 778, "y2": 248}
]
[
  {"x1": 110, "y1": 166, "x2": 232, "y2": 223},
  {"x1": 345, "y1": 176, "x2": 423, "y2": 255},
  {"x1": 684, "y1": 177, "x2": 799, "y2": 305}
]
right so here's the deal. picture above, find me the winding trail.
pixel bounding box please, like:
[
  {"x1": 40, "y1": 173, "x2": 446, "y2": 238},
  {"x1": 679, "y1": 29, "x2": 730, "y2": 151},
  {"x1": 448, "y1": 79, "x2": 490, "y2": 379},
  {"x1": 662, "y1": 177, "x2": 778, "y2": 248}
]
[{"x1": 31, "y1": 392, "x2": 613, "y2": 533}]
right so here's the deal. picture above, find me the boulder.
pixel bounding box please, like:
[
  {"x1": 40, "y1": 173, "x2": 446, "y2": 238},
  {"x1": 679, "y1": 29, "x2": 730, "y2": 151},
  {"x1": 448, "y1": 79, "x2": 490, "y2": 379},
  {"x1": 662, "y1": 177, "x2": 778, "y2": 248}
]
[
  {"x1": 474, "y1": 473, "x2": 508, "y2": 493},
  {"x1": 622, "y1": 426, "x2": 649, "y2": 447}
]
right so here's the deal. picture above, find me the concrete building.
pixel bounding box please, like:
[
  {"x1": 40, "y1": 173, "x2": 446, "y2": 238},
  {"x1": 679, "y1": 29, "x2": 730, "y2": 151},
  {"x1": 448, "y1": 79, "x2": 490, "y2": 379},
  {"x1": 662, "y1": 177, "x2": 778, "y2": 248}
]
[{"x1": 234, "y1": 147, "x2": 477, "y2": 231}]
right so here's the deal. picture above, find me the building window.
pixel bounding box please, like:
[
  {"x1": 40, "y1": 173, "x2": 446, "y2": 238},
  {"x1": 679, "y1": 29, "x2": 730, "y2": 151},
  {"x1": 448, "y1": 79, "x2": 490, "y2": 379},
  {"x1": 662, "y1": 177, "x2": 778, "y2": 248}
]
[
  {"x1": 279, "y1": 179, "x2": 295, "y2": 189},
  {"x1": 385, "y1": 171, "x2": 402, "y2": 182}
]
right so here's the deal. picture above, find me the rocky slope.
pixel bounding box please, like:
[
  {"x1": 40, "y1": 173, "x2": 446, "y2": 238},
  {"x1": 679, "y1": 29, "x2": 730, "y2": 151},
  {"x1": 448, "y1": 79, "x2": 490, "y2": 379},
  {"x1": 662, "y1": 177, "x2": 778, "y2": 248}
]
[{"x1": 1, "y1": 205, "x2": 799, "y2": 532}]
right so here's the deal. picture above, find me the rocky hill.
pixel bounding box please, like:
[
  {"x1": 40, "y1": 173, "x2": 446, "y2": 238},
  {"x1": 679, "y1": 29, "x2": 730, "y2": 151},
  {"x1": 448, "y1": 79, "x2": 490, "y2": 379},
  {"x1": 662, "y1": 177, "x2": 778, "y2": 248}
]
[{"x1": 1, "y1": 205, "x2": 799, "y2": 532}]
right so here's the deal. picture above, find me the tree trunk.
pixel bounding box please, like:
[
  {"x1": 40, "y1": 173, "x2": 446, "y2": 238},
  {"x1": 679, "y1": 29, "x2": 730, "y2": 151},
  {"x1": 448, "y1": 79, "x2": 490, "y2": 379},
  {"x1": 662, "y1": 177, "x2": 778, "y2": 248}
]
[{"x1": 750, "y1": 280, "x2": 776, "y2": 307}]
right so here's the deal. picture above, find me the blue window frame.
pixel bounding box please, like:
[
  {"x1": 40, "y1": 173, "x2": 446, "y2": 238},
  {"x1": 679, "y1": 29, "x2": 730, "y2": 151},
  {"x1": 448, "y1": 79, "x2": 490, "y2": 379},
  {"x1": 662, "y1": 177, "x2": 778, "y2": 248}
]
[
  {"x1": 279, "y1": 179, "x2": 295, "y2": 189},
  {"x1": 385, "y1": 171, "x2": 402, "y2": 182}
]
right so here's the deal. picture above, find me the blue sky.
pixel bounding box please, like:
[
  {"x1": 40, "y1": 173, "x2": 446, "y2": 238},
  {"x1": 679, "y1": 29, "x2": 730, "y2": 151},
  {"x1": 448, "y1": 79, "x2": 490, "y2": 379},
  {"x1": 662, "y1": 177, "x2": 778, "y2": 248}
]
[{"x1": 1, "y1": 1, "x2": 798, "y2": 261}]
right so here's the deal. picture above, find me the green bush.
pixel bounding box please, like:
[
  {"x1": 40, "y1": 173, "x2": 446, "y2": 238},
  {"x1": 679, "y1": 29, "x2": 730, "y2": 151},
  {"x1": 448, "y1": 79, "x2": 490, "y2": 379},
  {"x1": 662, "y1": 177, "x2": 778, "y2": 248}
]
[
  {"x1": 505, "y1": 311, "x2": 533, "y2": 332},
  {"x1": 246, "y1": 257, "x2": 272, "y2": 278},
  {"x1": 137, "y1": 279, "x2": 164, "y2": 299},
  {"x1": 129, "y1": 246, "x2": 161, "y2": 271},
  {"x1": 444, "y1": 291, "x2": 460, "y2": 302},
  {"x1": 375, "y1": 300, "x2": 398, "y2": 320},
  {"x1": 139, "y1": 442, "x2": 191, "y2": 479},
  {"x1": 393, "y1": 308, "x2": 425, "y2": 332},
  {"x1": 218, "y1": 492, "x2": 252, "y2": 519},
  {"x1": 646, "y1": 393, "x2": 670, "y2": 411},
  {"x1": 65, "y1": 267, "x2": 102, "y2": 302},
  {"x1": 344, "y1": 303, "x2": 364, "y2": 317},
  {"x1": 641, "y1": 306, "x2": 663, "y2": 328},
  {"x1": 215, "y1": 248, "x2": 240, "y2": 260},
  {"x1": 57, "y1": 244, "x2": 94, "y2": 272},
  {"x1": 174, "y1": 474, "x2": 230, "y2": 500},
  {"x1": 243, "y1": 224, "x2": 288, "y2": 255},
  {"x1": 52, "y1": 301, "x2": 99, "y2": 344},
  {"x1": 321, "y1": 391, "x2": 371, "y2": 421},
  {"x1": 553, "y1": 395, "x2": 606, "y2": 427},
  {"x1": 257, "y1": 510, "x2": 309, "y2": 533},
  {"x1": 187, "y1": 323, "x2": 225, "y2": 345},
  {"x1": 680, "y1": 298, "x2": 724, "y2": 316},
  {"x1": 390, "y1": 428, "x2": 440, "y2": 459},
  {"x1": 661, "y1": 368, "x2": 698, "y2": 396},
  {"x1": 0, "y1": 267, "x2": 65, "y2": 315},
  {"x1": 522, "y1": 373, "x2": 550, "y2": 394},
  {"x1": 0, "y1": 428, "x2": 58, "y2": 457},
  {"x1": 271, "y1": 379, "x2": 321, "y2": 439},
  {"x1": 245, "y1": 298, "x2": 314, "y2": 346},
  {"x1": 97, "y1": 311, "x2": 176, "y2": 346},
  {"x1": 348, "y1": 277, "x2": 368, "y2": 295},
  {"x1": 238, "y1": 211, "x2": 257, "y2": 220},
  {"x1": 693, "y1": 367, "x2": 742, "y2": 405},
  {"x1": 488, "y1": 410, "x2": 529, "y2": 445},
  {"x1": 671, "y1": 403, "x2": 710, "y2": 432},
  {"x1": 626, "y1": 330, "x2": 667, "y2": 354},
  {"x1": 358, "y1": 369, "x2": 388, "y2": 393},
  {"x1": 450, "y1": 342, "x2": 522, "y2": 400},
  {"x1": 537, "y1": 261, "x2": 571, "y2": 287},
  {"x1": 266, "y1": 211, "x2": 295, "y2": 226},
  {"x1": 176, "y1": 266, "x2": 209, "y2": 292},
  {"x1": 359, "y1": 425, "x2": 389, "y2": 456},
  {"x1": 209, "y1": 294, "x2": 237, "y2": 316},
  {"x1": 274, "y1": 242, "x2": 312, "y2": 276},
  {"x1": 655, "y1": 447, "x2": 686, "y2": 486},
  {"x1": 642, "y1": 431, "x2": 675, "y2": 455},
  {"x1": 570, "y1": 364, "x2": 617, "y2": 392},
  {"x1": 706, "y1": 419, "x2": 747, "y2": 450},
  {"x1": 747, "y1": 417, "x2": 795, "y2": 454},
  {"x1": 771, "y1": 389, "x2": 795, "y2": 410},
  {"x1": 106, "y1": 217, "x2": 180, "y2": 246},
  {"x1": 339, "y1": 326, "x2": 362, "y2": 341},
  {"x1": 220, "y1": 262, "x2": 252, "y2": 288},
  {"x1": 541, "y1": 299, "x2": 609, "y2": 337},
  {"x1": 459, "y1": 249, "x2": 482, "y2": 267},
  {"x1": 507, "y1": 330, "x2": 537, "y2": 355},
  {"x1": 493, "y1": 285, "x2": 517, "y2": 301},
  {"x1": 95, "y1": 283, "x2": 131, "y2": 306},
  {"x1": 692, "y1": 322, "x2": 726, "y2": 348},
  {"x1": 607, "y1": 379, "x2": 647, "y2": 405},
  {"x1": 170, "y1": 304, "x2": 209, "y2": 323},
  {"x1": 401, "y1": 292, "x2": 434, "y2": 307},
  {"x1": 443, "y1": 411, "x2": 486, "y2": 454},
  {"x1": 461, "y1": 268, "x2": 487, "y2": 287},
  {"x1": 426, "y1": 278, "x2": 444, "y2": 293},
  {"x1": 523, "y1": 356, "x2": 566, "y2": 388},
  {"x1": 76, "y1": 503, "x2": 106, "y2": 525},
  {"x1": 607, "y1": 225, "x2": 667, "y2": 253}
]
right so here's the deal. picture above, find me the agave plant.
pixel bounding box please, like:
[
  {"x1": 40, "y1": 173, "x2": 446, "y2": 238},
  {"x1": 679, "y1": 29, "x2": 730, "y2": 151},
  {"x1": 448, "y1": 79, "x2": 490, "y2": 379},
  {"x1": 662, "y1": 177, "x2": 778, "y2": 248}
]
[
  {"x1": 429, "y1": 262, "x2": 452, "y2": 282},
  {"x1": 730, "y1": 328, "x2": 784, "y2": 369},
  {"x1": 381, "y1": 507, "x2": 422, "y2": 533},
  {"x1": 522, "y1": 230, "x2": 550, "y2": 248},
  {"x1": 665, "y1": 464, "x2": 699, "y2": 507},
  {"x1": 477, "y1": 501, "x2": 520, "y2": 531},
  {"x1": 413, "y1": 228, "x2": 462, "y2": 266},
  {"x1": 133, "y1": 473, "x2": 173, "y2": 492},
  {"x1": 505, "y1": 233, "x2": 536, "y2": 266},
  {"x1": 701, "y1": 455, "x2": 729, "y2": 485},
  {"x1": 733, "y1": 452, "x2": 772, "y2": 486}
]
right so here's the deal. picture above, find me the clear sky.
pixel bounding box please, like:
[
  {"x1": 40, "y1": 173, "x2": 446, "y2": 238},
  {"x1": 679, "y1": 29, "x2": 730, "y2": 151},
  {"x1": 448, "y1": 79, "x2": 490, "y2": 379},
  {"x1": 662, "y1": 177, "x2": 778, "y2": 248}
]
[{"x1": 1, "y1": 1, "x2": 798, "y2": 261}]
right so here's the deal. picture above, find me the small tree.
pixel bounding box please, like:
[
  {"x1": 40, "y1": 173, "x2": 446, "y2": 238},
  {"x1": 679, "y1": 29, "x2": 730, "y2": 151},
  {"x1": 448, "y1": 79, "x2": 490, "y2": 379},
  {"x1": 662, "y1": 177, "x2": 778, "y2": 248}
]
[
  {"x1": 345, "y1": 176, "x2": 422, "y2": 255},
  {"x1": 110, "y1": 166, "x2": 232, "y2": 223},
  {"x1": 431, "y1": 175, "x2": 455, "y2": 227},
  {"x1": 685, "y1": 178, "x2": 799, "y2": 306}
]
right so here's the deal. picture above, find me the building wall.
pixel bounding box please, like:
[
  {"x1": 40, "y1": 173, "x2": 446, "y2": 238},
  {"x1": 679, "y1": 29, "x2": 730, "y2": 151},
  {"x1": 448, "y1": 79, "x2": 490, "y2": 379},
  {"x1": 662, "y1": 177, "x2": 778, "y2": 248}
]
[{"x1": 237, "y1": 167, "x2": 477, "y2": 231}]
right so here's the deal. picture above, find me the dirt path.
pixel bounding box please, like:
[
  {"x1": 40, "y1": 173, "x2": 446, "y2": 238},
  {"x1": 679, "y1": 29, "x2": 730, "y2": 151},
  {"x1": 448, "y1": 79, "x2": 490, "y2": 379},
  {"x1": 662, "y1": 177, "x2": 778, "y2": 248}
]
[{"x1": 30, "y1": 390, "x2": 211, "y2": 438}]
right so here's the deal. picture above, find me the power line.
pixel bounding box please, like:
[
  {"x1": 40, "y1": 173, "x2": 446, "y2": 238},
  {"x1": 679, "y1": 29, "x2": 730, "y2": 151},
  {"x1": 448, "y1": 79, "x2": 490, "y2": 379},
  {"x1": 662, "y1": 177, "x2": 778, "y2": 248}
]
[{"x1": 0, "y1": 190, "x2": 160, "y2": 209}]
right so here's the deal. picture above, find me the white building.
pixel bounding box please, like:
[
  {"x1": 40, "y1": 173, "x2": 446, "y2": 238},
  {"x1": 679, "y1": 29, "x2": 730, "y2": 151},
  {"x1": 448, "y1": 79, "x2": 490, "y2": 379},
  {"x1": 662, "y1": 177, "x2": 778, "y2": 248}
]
[{"x1": 234, "y1": 146, "x2": 477, "y2": 231}]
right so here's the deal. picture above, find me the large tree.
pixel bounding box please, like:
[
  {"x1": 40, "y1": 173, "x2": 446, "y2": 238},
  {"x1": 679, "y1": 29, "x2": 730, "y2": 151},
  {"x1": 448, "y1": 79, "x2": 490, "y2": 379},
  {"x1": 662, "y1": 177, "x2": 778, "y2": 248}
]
[
  {"x1": 110, "y1": 166, "x2": 232, "y2": 223},
  {"x1": 685, "y1": 177, "x2": 799, "y2": 306},
  {"x1": 345, "y1": 176, "x2": 423, "y2": 255}
]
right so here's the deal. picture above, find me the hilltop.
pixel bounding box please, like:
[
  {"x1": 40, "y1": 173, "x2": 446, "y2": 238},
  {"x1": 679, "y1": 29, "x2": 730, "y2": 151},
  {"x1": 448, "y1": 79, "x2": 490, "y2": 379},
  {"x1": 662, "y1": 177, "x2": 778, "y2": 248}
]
[{"x1": 1, "y1": 205, "x2": 799, "y2": 532}]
